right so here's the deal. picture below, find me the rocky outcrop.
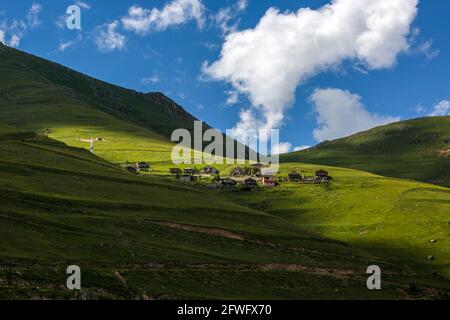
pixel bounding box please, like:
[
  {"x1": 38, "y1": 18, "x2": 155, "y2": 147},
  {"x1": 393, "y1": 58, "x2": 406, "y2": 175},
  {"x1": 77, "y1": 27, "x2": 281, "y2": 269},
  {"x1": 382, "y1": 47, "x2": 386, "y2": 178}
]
[{"x1": 143, "y1": 92, "x2": 198, "y2": 122}]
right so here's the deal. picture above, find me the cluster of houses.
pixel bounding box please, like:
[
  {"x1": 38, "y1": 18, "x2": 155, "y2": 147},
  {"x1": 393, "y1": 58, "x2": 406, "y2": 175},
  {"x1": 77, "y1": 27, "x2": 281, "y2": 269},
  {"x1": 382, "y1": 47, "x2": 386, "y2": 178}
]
[
  {"x1": 123, "y1": 162, "x2": 151, "y2": 174},
  {"x1": 124, "y1": 160, "x2": 332, "y2": 188},
  {"x1": 168, "y1": 163, "x2": 332, "y2": 189},
  {"x1": 288, "y1": 169, "x2": 332, "y2": 184},
  {"x1": 169, "y1": 166, "x2": 220, "y2": 183}
]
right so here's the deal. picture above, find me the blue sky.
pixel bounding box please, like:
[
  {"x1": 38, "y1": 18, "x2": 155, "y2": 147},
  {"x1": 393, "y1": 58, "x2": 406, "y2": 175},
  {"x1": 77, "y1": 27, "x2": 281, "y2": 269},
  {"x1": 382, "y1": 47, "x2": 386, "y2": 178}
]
[{"x1": 0, "y1": 0, "x2": 449, "y2": 152}]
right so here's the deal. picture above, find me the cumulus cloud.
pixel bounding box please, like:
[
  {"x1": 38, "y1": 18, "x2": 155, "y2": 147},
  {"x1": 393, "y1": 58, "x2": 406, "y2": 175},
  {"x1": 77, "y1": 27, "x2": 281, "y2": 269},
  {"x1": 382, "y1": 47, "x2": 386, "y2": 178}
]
[
  {"x1": 55, "y1": 15, "x2": 66, "y2": 29},
  {"x1": 142, "y1": 75, "x2": 160, "y2": 84},
  {"x1": 27, "y1": 3, "x2": 42, "y2": 29},
  {"x1": 294, "y1": 145, "x2": 311, "y2": 152},
  {"x1": 413, "y1": 103, "x2": 426, "y2": 115},
  {"x1": 76, "y1": 1, "x2": 91, "y2": 10},
  {"x1": 121, "y1": 0, "x2": 205, "y2": 34},
  {"x1": 0, "y1": 29, "x2": 4, "y2": 43},
  {"x1": 203, "y1": 0, "x2": 418, "y2": 138},
  {"x1": 94, "y1": 21, "x2": 126, "y2": 52},
  {"x1": 226, "y1": 90, "x2": 239, "y2": 105},
  {"x1": 272, "y1": 142, "x2": 292, "y2": 155},
  {"x1": 57, "y1": 34, "x2": 83, "y2": 52},
  {"x1": 0, "y1": 3, "x2": 43, "y2": 47},
  {"x1": 58, "y1": 40, "x2": 73, "y2": 52},
  {"x1": 418, "y1": 39, "x2": 440, "y2": 60},
  {"x1": 212, "y1": 0, "x2": 248, "y2": 35},
  {"x1": 429, "y1": 100, "x2": 450, "y2": 116},
  {"x1": 311, "y1": 88, "x2": 399, "y2": 142}
]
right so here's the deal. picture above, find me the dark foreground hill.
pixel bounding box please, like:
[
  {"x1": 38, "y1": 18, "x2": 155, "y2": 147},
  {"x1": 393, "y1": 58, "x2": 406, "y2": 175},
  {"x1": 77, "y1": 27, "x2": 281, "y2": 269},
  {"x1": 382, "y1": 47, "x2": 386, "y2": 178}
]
[{"x1": 281, "y1": 116, "x2": 450, "y2": 187}]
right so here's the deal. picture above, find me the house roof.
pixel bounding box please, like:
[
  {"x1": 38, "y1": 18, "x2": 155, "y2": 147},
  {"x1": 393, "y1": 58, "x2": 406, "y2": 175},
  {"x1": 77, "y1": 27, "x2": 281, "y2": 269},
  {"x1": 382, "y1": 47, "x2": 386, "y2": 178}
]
[
  {"x1": 260, "y1": 168, "x2": 277, "y2": 176},
  {"x1": 221, "y1": 178, "x2": 237, "y2": 184},
  {"x1": 251, "y1": 163, "x2": 265, "y2": 168}
]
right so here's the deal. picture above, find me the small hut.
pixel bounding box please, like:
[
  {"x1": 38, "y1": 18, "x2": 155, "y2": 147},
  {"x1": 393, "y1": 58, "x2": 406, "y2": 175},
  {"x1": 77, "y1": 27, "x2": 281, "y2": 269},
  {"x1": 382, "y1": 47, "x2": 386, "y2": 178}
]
[
  {"x1": 261, "y1": 168, "x2": 278, "y2": 187},
  {"x1": 126, "y1": 166, "x2": 138, "y2": 174},
  {"x1": 231, "y1": 167, "x2": 245, "y2": 177},
  {"x1": 251, "y1": 163, "x2": 265, "y2": 169},
  {"x1": 244, "y1": 178, "x2": 258, "y2": 188},
  {"x1": 221, "y1": 178, "x2": 237, "y2": 187},
  {"x1": 288, "y1": 172, "x2": 302, "y2": 182},
  {"x1": 169, "y1": 168, "x2": 182, "y2": 175},
  {"x1": 315, "y1": 170, "x2": 331, "y2": 181},
  {"x1": 180, "y1": 175, "x2": 198, "y2": 183},
  {"x1": 315, "y1": 170, "x2": 329, "y2": 178},
  {"x1": 183, "y1": 168, "x2": 195, "y2": 175},
  {"x1": 137, "y1": 162, "x2": 151, "y2": 171},
  {"x1": 203, "y1": 166, "x2": 219, "y2": 175},
  {"x1": 180, "y1": 175, "x2": 193, "y2": 183},
  {"x1": 262, "y1": 176, "x2": 276, "y2": 187}
]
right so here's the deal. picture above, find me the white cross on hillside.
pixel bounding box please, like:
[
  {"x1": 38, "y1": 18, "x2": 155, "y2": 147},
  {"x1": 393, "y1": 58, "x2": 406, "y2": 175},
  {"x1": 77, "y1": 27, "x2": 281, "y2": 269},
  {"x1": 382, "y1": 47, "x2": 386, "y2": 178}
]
[{"x1": 77, "y1": 137, "x2": 107, "y2": 154}]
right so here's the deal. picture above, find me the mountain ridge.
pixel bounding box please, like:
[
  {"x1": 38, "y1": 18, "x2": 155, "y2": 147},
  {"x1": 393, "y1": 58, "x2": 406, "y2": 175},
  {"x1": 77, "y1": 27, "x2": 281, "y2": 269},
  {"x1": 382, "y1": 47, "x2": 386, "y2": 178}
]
[
  {"x1": 0, "y1": 44, "x2": 205, "y2": 138},
  {"x1": 281, "y1": 115, "x2": 450, "y2": 187}
]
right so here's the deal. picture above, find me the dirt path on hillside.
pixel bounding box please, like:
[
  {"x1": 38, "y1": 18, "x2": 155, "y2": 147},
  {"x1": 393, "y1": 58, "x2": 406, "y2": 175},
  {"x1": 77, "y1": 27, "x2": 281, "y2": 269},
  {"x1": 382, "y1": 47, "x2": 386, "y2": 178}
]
[
  {"x1": 149, "y1": 221, "x2": 245, "y2": 241},
  {"x1": 258, "y1": 263, "x2": 355, "y2": 278}
]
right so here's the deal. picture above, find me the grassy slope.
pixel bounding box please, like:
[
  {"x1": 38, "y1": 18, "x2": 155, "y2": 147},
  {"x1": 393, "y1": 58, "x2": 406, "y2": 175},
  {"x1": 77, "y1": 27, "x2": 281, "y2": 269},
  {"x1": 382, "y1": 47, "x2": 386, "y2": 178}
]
[
  {"x1": 0, "y1": 44, "x2": 200, "y2": 137},
  {"x1": 0, "y1": 45, "x2": 249, "y2": 167},
  {"x1": 222, "y1": 163, "x2": 450, "y2": 279},
  {"x1": 281, "y1": 117, "x2": 450, "y2": 187},
  {"x1": 0, "y1": 44, "x2": 211, "y2": 170},
  {"x1": 2, "y1": 126, "x2": 435, "y2": 299},
  {"x1": 0, "y1": 45, "x2": 449, "y2": 299}
]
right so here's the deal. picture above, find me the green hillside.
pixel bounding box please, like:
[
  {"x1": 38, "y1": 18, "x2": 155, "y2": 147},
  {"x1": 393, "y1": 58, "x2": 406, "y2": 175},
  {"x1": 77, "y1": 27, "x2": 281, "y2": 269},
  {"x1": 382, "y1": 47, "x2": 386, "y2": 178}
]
[
  {"x1": 223, "y1": 164, "x2": 450, "y2": 278},
  {"x1": 281, "y1": 116, "x2": 450, "y2": 187},
  {"x1": 0, "y1": 43, "x2": 201, "y2": 138},
  {"x1": 1, "y1": 128, "x2": 449, "y2": 299},
  {"x1": 1, "y1": 125, "x2": 434, "y2": 300},
  {"x1": 0, "y1": 44, "x2": 243, "y2": 170},
  {"x1": 0, "y1": 45, "x2": 449, "y2": 299}
]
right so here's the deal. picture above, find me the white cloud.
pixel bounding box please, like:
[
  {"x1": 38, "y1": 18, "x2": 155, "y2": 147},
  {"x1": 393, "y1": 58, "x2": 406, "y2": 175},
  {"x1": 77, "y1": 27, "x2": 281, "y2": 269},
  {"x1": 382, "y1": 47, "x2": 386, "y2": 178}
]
[
  {"x1": 226, "y1": 90, "x2": 239, "y2": 105},
  {"x1": 198, "y1": 42, "x2": 219, "y2": 50},
  {"x1": 409, "y1": 28, "x2": 439, "y2": 60},
  {"x1": 58, "y1": 41, "x2": 72, "y2": 52},
  {"x1": 429, "y1": 100, "x2": 450, "y2": 117},
  {"x1": 294, "y1": 145, "x2": 311, "y2": 152},
  {"x1": 57, "y1": 34, "x2": 82, "y2": 52},
  {"x1": 121, "y1": 0, "x2": 205, "y2": 35},
  {"x1": 311, "y1": 88, "x2": 399, "y2": 142},
  {"x1": 418, "y1": 40, "x2": 440, "y2": 60},
  {"x1": 212, "y1": 0, "x2": 248, "y2": 35},
  {"x1": 94, "y1": 21, "x2": 126, "y2": 52},
  {"x1": 8, "y1": 34, "x2": 21, "y2": 47},
  {"x1": 0, "y1": 29, "x2": 5, "y2": 43},
  {"x1": 142, "y1": 75, "x2": 160, "y2": 84},
  {"x1": 272, "y1": 142, "x2": 292, "y2": 155},
  {"x1": 76, "y1": 1, "x2": 91, "y2": 10},
  {"x1": 203, "y1": 0, "x2": 418, "y2": 138},
  {"x1": 55, "y1": 15, "x2": 66, "y2": 29},
  {"x1": 413, "y1": 103, "x2": 426, "y2": 114},
  {"x1": 0, "y1": 3, "x2": 43, "y2": 47},
  {"x1": 27, "y1": 3, "x2": 42, "y2": 29}
]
